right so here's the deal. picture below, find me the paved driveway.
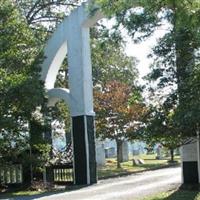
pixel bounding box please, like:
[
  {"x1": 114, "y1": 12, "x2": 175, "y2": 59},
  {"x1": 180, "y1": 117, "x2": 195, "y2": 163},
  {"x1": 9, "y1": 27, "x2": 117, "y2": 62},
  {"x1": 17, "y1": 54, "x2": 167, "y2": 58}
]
[{"x1": 3, "y1": 166, "x2": 181, "y2": 200}]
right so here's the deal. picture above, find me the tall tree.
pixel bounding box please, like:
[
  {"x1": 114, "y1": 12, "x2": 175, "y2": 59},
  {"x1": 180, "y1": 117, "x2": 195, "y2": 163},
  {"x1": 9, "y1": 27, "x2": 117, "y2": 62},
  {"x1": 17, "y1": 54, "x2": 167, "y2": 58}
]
[
  {"x1": 91, "y1": 25, "x2": 138, "y2": 86},
  {"x1": 141, "y1": 104, "x2": 193, "y2": 162},
  {"x1": 91, "y1": 23, "x2": 144, "y2": 168},
  {"x1": 15, "y1": 0, "x2": 80, "y2": 25},
  {"x1": 15, "y1": 0, "x2": 83, "y2": 44},
  {"x1": 95, "y1": 81, "x2": 145, "y2": 168},
  {"x1": 0, "y1": 0, "x2": 45, "y2": 165},
  {"x1": 12, "y1": 0, "x2": 79, "y2": 168},
  {"x1": 94, "y1": 0, "x2": 200, "y2": 139}
]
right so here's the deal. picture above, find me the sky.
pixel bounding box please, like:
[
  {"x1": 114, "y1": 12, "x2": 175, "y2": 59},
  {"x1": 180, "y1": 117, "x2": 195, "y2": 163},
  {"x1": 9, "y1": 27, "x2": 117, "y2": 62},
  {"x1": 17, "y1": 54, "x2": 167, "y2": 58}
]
[
  {"x1": 125, "y1": 35, "x2": 155, "y2": 82},
  {"x1": 124, "y1": 25, "x2": 169, "y2": 84},
  {"x1": 100, "y1": 18, "x2": 170, "y2": 85}
]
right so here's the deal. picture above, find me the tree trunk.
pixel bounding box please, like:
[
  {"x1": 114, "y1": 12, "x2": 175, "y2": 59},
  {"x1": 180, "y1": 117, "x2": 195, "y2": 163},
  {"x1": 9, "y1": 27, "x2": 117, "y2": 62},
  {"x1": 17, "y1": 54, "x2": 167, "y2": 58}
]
[
  {"x1": 170, "y1": 149, "x2": 174, "y2": 162},
  {"x1": 116, "y1": 140, "x2": 122, "y2": 168}
]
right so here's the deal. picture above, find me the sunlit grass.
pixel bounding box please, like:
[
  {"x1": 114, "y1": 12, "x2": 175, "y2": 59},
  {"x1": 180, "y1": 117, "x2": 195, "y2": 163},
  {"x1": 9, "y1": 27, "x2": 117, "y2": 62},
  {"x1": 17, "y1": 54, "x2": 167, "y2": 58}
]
[
  {"x1": 9, "y1": 190, "x2": 46, "y2": 196},
  {"x1": 0, "y1": 190, "x2": 47, "y2": 199},
  {"x1": 97, "y1": 154, "x2": 180, "y2": 178}
]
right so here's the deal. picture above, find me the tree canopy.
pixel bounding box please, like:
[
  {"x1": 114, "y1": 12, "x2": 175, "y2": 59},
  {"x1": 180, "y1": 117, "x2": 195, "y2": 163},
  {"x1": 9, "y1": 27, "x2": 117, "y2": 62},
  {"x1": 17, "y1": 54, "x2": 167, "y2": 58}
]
[
  {"x1": 94, "y1": 80, "x2": 145, "y2": 167},
  {"x1": 94, "y1": 0, "x2": 200, "y2": 139},
  {"x1": 0, "y1": 0, "x2": 45, "y2": 164}
]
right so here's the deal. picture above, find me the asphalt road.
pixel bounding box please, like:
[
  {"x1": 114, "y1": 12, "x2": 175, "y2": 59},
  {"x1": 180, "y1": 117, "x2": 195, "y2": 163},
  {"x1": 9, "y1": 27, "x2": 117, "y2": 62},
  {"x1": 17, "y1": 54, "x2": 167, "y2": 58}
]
[{"x1": 4, "y1": 166, "x2": 181, "y2": 200}]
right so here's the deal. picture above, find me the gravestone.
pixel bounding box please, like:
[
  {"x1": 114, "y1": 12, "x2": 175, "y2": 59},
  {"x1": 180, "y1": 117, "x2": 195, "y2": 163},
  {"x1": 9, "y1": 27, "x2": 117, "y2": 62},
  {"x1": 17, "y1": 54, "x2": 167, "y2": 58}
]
[
  {"x1": 132, "y1": 158, "x2": 145, "y2": 166},
  {"x1": 119, "y1": 141, "x2": 129, "y2": 162},
  {"x1": 156, "y1": 145, "x2": 163, "y2": 160},
  {"x1": 96, "y1": 140, "x2": 106, "y2": 166},
  {"x1": 105, "y1": 147, "x2": 116, "y2": 158},
  {"x1": 132, "y1": 149, "x2": 140, "y2": 156},
  {"x1": 132, "y1": 158, "x2": 140, "y2": 166},
  {"x1": 138, "y1": 159, "x2": 145, "y2": 164}
]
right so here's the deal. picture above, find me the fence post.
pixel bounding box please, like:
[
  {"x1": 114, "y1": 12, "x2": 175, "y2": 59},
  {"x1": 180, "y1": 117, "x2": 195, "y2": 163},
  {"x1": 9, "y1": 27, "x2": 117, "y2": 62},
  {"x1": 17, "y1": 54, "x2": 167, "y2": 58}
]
[
  {"x1": 46, "y1": 166, "x2": 54, "y2": 183},
  {"x1": 22, "y1": 164, "x2": 31, "y2": 185}
]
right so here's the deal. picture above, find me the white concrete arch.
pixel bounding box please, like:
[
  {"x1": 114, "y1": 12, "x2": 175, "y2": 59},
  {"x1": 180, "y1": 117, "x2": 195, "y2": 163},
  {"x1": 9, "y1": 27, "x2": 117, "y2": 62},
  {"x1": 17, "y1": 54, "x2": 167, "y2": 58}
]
[
  {"x1": 41, "y1": 1, "x2": 104, "y2": 185},
  {"x1": 41, "y1": 1, "x2": 103, "y2": 117},
  {"x1": 42, "y1": 41, "x2": 67, "y2": 90},
  {"x1": 47, "y1": 88, "x2": 71, "y2": 107}
]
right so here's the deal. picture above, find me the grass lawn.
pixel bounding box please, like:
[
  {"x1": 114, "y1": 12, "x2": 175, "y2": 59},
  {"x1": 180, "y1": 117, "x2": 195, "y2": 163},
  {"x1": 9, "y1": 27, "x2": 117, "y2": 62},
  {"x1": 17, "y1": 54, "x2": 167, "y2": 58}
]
[
  {"x1": 97, "y1": 154, "x2": 180, "y2": 178},
  {"x1": 143, "y1": 189, "x2": 200, "y2": 200},
  {"x1": 0, "y1": 190, "x2": 46, "y2": 199},
  {"x1": 2, "y1": 190, "x2": 46, "y2": 197}
]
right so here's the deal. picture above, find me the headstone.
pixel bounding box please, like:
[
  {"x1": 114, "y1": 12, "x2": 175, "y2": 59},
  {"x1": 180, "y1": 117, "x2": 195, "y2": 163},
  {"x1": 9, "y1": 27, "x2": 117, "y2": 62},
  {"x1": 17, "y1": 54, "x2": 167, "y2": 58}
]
[
  {"x1": 175, "y1": 148, "x2": 180, "y2": 155},
  {"x1": 132, "y1": 149, "x2": 140, "y2": 156},
  {"x1": 96, "y1": 141, "x2": 106, "y2": 166},
  {"x1": 132, "y1": 158, "x2": 140, "y2": 166},
  {"x1": 156, "y1": 144, "x2": 162, "y2": 160},
  {"x1": 105, "y1": 147, "x2": 116, "y2": 158},
  {"x1": 131, "y1": 141, "x2": 146, "y2": 155},
  {"x1": 119, "y1": 141, "x2": 129, "y2": 162},
  {"x1": 132, "y1": 158, "x2": 145, "y2": 166},
  {"x1": 138, "y1": 159, "x2": 145, "y2": 164}
]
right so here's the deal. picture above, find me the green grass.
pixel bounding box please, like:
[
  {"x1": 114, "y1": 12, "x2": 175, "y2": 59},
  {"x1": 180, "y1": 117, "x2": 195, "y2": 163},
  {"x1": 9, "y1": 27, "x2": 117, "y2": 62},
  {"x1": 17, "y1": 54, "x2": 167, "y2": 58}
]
[
  {"x1": 6, "y1": 190, "x2": 46, "y2": 196},
  {"x1": 143, "y1": 189, "x2": 200, "y2": 200},
  {"x1": 0, "y1": 190, "x2": 47, "y2": 199},
  {"x1": 97, "y1": 154, "x2": 180, "y2": 178}
]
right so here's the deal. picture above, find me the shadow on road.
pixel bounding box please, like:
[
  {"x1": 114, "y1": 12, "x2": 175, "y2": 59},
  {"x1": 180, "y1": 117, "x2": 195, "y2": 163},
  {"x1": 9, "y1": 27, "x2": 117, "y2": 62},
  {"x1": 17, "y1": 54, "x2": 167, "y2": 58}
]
[{"x1": 0, "y1": 185, "x2": 87, "y2": 200}]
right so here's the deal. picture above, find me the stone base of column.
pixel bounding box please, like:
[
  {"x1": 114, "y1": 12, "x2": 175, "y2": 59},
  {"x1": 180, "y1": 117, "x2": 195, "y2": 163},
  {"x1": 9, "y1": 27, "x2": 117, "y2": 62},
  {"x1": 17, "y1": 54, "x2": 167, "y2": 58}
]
[
  {"x1": 182, "y1": 161, "x2": 198, "y2": 183},
  {"x1": 72, "y1": 115, "x2": 97, "y2": 185}
]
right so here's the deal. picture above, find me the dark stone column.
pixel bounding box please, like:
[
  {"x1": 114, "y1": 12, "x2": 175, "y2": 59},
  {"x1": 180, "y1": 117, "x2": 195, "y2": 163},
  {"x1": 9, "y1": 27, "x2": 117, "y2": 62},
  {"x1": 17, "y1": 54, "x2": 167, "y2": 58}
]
[
  {"x1": 72, "y1": 115, "x2": 97, "y2": 185},
  {"x1": 182, "y1": 161, "x2": 198, "y2": 184}
]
